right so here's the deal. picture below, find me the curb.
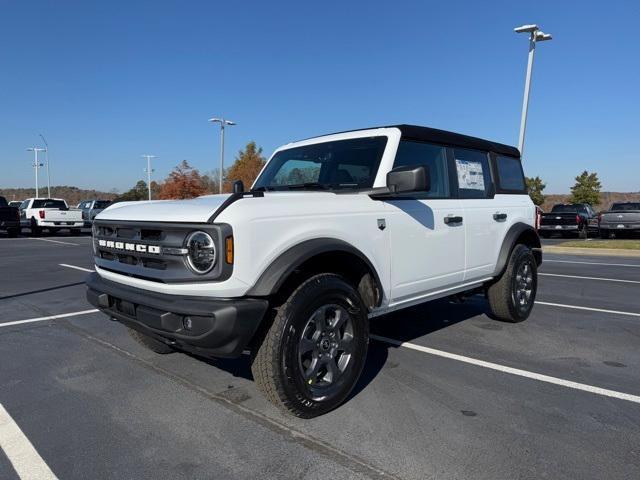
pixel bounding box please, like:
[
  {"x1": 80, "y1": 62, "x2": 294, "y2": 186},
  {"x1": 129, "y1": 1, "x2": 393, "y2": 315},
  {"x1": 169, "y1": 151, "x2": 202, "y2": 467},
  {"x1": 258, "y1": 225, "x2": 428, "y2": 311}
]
[{"x1": 542, "y1": 246, "x2": 640, "y2": 258}]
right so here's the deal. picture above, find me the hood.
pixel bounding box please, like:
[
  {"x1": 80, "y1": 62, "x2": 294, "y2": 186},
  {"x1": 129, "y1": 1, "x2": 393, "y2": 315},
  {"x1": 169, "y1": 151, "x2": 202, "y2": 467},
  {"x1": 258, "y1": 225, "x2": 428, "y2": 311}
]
[{"x1": 96, "y1": 195, "x2": 232, "y2": 223}]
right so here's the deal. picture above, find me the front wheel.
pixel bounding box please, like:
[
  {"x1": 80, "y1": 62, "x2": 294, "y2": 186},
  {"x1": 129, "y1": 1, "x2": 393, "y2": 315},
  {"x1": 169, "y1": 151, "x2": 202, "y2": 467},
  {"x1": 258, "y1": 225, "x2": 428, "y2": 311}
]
[
  {"x1": 487, "y1": 244, "x2": 538, "y2": 323},
  {"x1": 251, "y1": 273, "x2": 369, "y2": 418}
]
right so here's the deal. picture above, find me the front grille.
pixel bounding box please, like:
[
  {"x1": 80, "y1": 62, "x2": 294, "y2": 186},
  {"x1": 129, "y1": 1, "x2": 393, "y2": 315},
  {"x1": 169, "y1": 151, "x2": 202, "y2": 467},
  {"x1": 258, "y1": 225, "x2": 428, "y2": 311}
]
[{"x1": 92, "y1": 220, "x2": 233, "y2": 283}]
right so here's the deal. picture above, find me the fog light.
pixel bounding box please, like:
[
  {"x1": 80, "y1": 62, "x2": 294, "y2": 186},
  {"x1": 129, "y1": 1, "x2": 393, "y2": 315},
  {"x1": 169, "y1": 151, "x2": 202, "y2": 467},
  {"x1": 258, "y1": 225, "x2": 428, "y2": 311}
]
[{"x1": 183, "y1": 316, "x2": 193, "y2": 331}]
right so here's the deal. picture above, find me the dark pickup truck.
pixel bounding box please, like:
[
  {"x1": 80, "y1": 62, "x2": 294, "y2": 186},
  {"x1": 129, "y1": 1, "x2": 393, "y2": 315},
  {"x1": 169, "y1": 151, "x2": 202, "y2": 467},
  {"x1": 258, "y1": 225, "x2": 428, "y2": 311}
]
[
  {"x1": 0, "y1": 196, "x2": 21, "y2": 237},
  {"x1": 599, "y1": 202, "x2": 640, "y2": 238},
  {"x1": 539, "y1": 203, "x2": 598, "y2": 238}
]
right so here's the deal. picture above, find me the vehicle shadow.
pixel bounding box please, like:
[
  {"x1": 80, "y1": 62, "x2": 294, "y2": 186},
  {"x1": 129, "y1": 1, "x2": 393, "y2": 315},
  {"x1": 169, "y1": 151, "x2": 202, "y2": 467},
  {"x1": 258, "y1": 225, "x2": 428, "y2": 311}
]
[
  {"x1": 194, "y1": 297, "x2": 488, "y2": 406},
  {"x1": 0, "y1": 281, "x2": 87, "y2": 300}
]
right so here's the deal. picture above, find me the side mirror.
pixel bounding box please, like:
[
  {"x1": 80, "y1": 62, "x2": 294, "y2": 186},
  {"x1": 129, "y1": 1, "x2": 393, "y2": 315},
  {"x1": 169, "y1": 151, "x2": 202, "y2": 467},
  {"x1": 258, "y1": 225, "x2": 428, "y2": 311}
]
[
  {"x1": 386, "y1": 165, "x2": 430, "y2": 194},
  {"x1": 232, "y1": 180, "x2": 245, "y2": 194}
]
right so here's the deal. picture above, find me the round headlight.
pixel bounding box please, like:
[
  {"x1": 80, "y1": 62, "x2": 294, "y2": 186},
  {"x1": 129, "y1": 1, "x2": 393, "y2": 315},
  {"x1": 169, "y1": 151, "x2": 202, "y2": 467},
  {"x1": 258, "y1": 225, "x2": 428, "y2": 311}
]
[{"x1": 185, "y1": 231, "x2": 216, "y2": 274}]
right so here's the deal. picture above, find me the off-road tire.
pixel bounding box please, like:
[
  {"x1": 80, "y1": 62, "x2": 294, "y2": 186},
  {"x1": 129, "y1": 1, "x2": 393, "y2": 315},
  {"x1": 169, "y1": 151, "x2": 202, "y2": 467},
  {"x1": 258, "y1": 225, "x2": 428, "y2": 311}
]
[
  {"x1": 487, "y1": 244, "x2": 537, "y2": 323},
  {"x1": 127, "y1": 327, "x2": 175, "y2": 354},
  {"x1": 251, "y1": 273, "x2": 369, "y2": 418}
]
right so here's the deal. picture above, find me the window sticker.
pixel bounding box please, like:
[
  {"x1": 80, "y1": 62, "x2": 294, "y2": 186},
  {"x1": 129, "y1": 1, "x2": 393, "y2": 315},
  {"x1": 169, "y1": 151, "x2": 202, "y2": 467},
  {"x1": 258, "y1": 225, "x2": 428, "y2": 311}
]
[{"x1": 455, "y1": 159, "x2": 485, "y2": 190}]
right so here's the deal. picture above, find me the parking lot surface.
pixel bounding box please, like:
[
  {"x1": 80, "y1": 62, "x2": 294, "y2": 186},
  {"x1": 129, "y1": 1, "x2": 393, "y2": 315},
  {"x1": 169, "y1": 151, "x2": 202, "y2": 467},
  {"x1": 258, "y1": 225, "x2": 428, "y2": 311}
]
[{"x1": 1, "y1": 231, "x2": 639, "y2": 479}]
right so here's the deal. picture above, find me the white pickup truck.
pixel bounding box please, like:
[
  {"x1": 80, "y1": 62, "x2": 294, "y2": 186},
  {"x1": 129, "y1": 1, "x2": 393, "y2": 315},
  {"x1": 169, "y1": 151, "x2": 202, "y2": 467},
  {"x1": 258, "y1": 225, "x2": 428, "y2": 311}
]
[
  {"x1": 20, "y1": 198, "x2": 84, "y2": 235},
  {"x1": 87, "y1": 125, "x2": 541, "y2": 417}
]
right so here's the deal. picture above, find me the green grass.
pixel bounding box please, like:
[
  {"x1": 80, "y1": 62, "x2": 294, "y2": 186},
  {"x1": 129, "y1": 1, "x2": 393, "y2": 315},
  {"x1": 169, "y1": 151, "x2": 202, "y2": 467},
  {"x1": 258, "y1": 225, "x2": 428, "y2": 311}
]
[{"x1": 558, "y1": 239, "x2": 640, "y2": 250}]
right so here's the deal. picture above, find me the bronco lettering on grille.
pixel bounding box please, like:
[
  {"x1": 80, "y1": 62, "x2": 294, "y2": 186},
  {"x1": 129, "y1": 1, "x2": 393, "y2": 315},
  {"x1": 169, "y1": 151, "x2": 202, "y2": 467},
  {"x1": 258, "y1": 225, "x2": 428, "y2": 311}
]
[{"x1": 98, "y1": 239, "x2": 161, "y2": 254}]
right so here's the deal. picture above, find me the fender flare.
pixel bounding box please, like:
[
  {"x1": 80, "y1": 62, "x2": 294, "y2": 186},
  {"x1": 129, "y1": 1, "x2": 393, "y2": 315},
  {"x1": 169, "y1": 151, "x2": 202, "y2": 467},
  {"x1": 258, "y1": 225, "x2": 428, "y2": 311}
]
[
  {"x1": 246, "y1": 238, "x2": 383, "y2": 299},
  {"x1": 492, "y1": 222, "x2": 542, "y2": 277}
]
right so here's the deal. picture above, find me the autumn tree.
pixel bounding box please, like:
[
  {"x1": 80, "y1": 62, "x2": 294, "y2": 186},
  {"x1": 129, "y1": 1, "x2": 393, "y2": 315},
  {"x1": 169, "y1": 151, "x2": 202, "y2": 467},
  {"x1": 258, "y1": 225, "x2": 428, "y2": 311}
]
[
  {"x1": 225, "y1": 141, "x2": 266, "y2": 191},
  {"x1": 525, "y1": 176, "x2": 546, "y2": 206},
  {"x1": 158, "y1": 160, "x2": 207, "y2": 199},
  {"x1": 569, "y1": 170, "x2": 602, "y2": 206}
]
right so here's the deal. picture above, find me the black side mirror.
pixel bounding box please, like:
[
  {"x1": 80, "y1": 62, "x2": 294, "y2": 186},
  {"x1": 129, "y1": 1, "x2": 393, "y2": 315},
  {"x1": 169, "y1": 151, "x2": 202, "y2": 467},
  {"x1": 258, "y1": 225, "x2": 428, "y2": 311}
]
[
  {"x1": 232, "y1": 180, "x2": 245, "y2": 194},
  {"x1": 386, "y1": 165, "x2": 430, "y2": 194}
]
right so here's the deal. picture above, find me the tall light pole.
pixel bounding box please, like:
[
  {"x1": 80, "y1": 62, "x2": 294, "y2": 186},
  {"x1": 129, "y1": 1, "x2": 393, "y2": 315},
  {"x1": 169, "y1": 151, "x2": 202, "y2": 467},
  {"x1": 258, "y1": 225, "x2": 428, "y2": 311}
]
[
  {"x1": 514, "y1": 24, "x2": 553, "y2": 158},
  {"x1": 39, "y1": 134, "x2": 51, "y2": 198},
  {"x1": 26, "y1": 147, "x2": 46, "y2": 198},
  {"x1": 208, "y1": 117, "x2": 236, "y2": 194},
  {"x1": 141, "y1": 155, "x2": 157, "y2": 200}
]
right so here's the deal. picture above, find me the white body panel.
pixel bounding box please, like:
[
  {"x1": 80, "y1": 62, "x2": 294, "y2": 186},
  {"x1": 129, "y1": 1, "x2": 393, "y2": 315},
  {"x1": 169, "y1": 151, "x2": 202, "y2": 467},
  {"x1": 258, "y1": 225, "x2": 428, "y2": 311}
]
[{"x1": 93, "y1": 127, "x2": 536, "y2": 311}]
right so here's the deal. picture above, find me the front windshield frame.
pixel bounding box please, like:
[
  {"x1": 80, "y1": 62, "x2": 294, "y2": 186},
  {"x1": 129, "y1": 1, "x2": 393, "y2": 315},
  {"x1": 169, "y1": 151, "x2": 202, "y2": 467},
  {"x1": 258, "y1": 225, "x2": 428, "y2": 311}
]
[{"x1": 252, "y1": 136, "x2": 389, "y2": 192}]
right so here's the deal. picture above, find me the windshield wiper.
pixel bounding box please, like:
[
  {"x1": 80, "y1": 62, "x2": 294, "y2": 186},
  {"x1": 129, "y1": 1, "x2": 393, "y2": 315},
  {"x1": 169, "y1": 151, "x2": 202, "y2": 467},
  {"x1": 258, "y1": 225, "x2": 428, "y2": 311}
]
[{"x1": 286, "y1": 182, "x2": 330, "y2": 190}]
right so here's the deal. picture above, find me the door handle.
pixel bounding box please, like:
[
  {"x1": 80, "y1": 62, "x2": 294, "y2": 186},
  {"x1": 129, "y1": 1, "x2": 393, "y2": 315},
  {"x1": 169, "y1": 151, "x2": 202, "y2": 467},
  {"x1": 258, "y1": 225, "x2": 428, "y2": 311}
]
[
  {"x1": 493, "y1": 213, "x2": 507, "y2": 221},
  {"x1": 444, "y1": 215, "x2": 463, "y2": 225}
]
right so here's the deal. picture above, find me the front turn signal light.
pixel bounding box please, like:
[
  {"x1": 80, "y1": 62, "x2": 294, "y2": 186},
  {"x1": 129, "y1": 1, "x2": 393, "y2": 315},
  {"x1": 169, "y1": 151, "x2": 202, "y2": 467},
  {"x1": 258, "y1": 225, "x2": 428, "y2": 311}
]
[{"x1": 225, "y1": 236, "x2": 234, "y2": 264}]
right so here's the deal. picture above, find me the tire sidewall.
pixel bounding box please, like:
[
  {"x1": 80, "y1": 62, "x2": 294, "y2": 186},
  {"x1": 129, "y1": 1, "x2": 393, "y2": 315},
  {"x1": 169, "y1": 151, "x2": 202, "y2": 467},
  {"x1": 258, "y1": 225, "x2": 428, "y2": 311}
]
[
  {"x1": 508, "y1": 245, "x2": 537, "y2": 321},
  {"x1": 278, "y1": 276, "x2": 369, "y2": 416}
]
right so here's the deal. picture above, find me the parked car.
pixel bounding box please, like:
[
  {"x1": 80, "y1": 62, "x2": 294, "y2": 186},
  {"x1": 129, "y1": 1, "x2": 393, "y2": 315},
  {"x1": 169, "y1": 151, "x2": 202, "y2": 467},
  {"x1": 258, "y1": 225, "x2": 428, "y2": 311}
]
[
  {"x1": 0, "y1": 196, "x2": 21, "y2": 237},
  {"x1": 599, "y1": 202, "x2": 640, "y2": 238},
  {"x1": 8, "y1": 201, "x2": 22, "y2": 208},
  {"x1": 539, "y1": 203, "x2": 598, "y2": 238},
  {"x1": 77, "y1": 199, "x2": 112, "y2": 227},
  {"x1": 86, "y1": 124, "x2": 541, "y2": 418},
  {"x1": 19, "y1": 198, "x2": 84, "y2": 235}
]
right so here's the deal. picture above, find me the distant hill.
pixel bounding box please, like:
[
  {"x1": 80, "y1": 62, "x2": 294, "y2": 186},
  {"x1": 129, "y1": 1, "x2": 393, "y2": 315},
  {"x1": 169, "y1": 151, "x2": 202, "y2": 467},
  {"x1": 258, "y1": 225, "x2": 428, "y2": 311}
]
[
  {"x1": 542, "y1": 192, "x2": 640, "y2": 212},
  {"x1": 0, "y1": 186, "x2": 118, "y2": 207}
]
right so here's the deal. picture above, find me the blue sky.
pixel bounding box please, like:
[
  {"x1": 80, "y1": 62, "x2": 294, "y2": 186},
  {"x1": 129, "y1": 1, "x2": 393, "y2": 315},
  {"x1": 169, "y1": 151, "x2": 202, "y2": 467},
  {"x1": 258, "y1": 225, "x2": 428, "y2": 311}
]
[{"x1": 1, "y1": 0, "x2": 638, "y2": 194}]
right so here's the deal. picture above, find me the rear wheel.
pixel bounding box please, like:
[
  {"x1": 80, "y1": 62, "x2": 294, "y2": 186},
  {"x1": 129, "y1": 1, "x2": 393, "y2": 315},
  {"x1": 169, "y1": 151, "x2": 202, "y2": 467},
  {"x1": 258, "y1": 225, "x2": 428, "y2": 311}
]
[
  {"x1": 251, "y1": 273, "x2": 369, "y2": 418},
  {"x1": 127, "y1": 327, "x2": 175, "y2": 354},
  {"x1": 487, "y1": 244, "x2": 537, "y2": 323},
  {"x1": 29, "y1": 218, "x2": 41, "y2": 236}
]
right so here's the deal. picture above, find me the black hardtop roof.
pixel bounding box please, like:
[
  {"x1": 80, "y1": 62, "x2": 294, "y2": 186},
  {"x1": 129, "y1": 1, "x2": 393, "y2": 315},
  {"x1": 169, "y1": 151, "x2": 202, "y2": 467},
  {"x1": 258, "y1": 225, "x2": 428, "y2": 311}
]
[{"x1": 305, "y1": 124, "x2": 520, "y2": 158}]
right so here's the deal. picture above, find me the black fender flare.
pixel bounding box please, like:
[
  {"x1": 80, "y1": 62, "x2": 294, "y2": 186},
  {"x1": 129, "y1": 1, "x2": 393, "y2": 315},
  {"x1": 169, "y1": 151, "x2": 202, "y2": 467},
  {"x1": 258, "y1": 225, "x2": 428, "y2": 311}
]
[
  {"x1": 492, "y1": 222, "x2": 542, "y2": 277},
  {"x1": 246, "y1": 238, "x2": 383, "y2": 299}
]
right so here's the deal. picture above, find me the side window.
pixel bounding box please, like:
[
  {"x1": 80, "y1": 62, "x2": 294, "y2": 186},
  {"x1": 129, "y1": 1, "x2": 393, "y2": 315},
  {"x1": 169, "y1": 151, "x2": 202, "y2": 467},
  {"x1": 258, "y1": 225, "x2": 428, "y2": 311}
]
[
  {"x1": 393, "y1": 141, "x2": 450, "y2": 198},
  {"x1": 20, "y1": 200, "x2": 30, "y2": 210},
  {"x1": 453, "y1": 148, "x2": 493, "y2": 199},
  {"x1": 495, "y1": 155, "x2": 526, "y2": 192}
]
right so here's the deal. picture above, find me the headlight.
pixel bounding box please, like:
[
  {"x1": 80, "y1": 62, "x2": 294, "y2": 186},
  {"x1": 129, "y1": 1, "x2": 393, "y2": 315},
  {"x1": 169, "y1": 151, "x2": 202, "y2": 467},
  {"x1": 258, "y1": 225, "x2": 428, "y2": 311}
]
[{"x1": 185, "y1": 231, "x2": 216, "y2": 274}]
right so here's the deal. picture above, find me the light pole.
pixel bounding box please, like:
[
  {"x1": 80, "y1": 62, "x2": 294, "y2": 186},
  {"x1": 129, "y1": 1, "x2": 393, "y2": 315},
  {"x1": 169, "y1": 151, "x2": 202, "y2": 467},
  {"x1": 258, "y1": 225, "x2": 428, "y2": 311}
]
[
  {"x1": 39, "y1": 134, "x2": 51, "y2": 198},
  {"x1": 26, "y1": 147, "x2": 46, "y2": 198},
  {"x1": 514, "y1": 24, "x2": 552, "y2": 158},
  {"x1": 141, "y1": 155, "x2": 157, "y2": 200},
  {"x1": 208, "y1": 117, "x2": 236, "y2": 194}
]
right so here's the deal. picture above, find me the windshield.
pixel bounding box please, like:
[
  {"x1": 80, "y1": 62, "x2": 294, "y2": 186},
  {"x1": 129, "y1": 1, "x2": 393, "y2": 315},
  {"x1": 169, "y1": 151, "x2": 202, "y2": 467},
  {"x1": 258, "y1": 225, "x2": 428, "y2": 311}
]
[
  {"x1": 253, "y1": 137, "x2": 388, "y2": 191},
  {"x1": 611, "y1": 203, "x2": 640, "y2": 211},
  {"x1": 32, "y1": 199, "x2": 67, "y2": 209},
  {"x1": 94, "y1": 201, "x2": 111, "y2": 209}
]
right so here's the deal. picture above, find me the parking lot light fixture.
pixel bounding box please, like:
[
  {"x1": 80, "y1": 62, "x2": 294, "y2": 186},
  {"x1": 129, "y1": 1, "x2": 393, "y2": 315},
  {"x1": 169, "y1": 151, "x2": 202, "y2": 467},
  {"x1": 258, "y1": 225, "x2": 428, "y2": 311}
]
[
  {"x1": 515, "y1": 24, "x2": 553, "y2": 158},
  {"x1": 26, "y1": 147, "x2": 46, "y2": 198},
  {"x1": 141, "y1": 155, "x2": 157, "y2": 201},
  {"x1": 39, "y1": 134, "x2": 51, "y2": 198},
  {"x1": 208, "y1": 117, "x2": 237, "y2": 194}
]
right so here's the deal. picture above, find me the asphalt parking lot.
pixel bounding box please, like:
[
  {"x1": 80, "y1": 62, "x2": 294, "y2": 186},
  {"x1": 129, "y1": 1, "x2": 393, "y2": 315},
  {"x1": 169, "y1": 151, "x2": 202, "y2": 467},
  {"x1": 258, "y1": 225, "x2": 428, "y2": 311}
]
[{"x1": 1, "y1": 231, "x2": 639, "y2": 480}]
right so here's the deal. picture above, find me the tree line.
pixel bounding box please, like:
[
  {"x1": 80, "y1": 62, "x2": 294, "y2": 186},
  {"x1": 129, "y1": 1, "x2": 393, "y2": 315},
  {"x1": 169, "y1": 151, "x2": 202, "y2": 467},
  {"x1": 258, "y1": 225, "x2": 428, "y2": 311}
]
[
  {"x1": 526, "y1": 170, "x2": 605, "y2": 209},
  {"x1": 115, "y1": 141, "x2": 266, "y2": 202}
]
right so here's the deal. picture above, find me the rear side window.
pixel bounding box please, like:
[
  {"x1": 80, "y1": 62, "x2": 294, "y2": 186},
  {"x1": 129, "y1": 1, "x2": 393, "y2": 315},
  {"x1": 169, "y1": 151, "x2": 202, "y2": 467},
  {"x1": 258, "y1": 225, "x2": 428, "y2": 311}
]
[
  {"x1": 495, "y1": 155, "x2": 525, "y2": 192},
  {"x1": 453, "y1": 148, "x2": 493, "y2": 199},
  {"x1": 393, "y1": 141, "x2": 450, "y2": 197}
]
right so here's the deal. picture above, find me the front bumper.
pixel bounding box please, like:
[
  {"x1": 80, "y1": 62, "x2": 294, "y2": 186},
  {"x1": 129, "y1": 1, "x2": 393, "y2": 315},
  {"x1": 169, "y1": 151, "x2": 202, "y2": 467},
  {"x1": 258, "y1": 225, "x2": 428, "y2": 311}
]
[{"x1": 86, "y1": 273, "x2": 269, "y2": 358}]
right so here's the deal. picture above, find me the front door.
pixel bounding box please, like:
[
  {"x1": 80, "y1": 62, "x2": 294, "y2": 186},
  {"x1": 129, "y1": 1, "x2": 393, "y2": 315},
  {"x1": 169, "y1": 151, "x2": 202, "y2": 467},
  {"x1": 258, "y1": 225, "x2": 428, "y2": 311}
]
[{"x1": 385, "y1": 140, "x2": 465, "y2": 305}]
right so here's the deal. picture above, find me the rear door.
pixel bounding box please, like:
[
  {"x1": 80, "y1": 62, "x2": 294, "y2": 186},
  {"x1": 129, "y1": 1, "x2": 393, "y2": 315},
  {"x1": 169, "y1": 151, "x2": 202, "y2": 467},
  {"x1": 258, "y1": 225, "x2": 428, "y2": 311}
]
[{"x1": 385, "y1": 140, "x2": 465, "y2": 304}]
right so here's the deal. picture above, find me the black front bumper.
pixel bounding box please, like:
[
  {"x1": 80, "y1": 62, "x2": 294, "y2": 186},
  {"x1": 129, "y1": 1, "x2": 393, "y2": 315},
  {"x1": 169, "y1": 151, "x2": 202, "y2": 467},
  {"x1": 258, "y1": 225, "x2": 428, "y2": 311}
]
[{"x1": 86, "y1": 273, "x2": 269, "y2": 358}]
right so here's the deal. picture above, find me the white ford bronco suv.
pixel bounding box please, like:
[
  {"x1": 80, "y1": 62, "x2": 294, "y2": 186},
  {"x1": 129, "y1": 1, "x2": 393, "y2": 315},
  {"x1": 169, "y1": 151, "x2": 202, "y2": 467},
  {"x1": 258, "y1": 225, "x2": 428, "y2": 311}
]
[{"x1": 87, "y1": 125, "x2": 541, "y2": 417}]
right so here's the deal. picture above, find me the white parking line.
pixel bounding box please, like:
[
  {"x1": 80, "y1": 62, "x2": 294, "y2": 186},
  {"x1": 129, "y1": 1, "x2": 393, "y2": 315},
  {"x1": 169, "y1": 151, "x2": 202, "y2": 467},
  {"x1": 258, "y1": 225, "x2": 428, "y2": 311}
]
[
  {"x1": 0, "y1": 403, "x2": 58, "y2": 479},
  {"x1": 59, "y1": 263, "x2": 94, "y2": 273},
  {"x1": 544, "y1": 259, "x2": 640, "y2": 268},
  {"x1": 539, "y1": 272, "x2": 640, "y2": 284},
  {"x1": 371, "y1": 335, "x2": 640, "y2": 404},
  {"x1": 28, "y1": 237, "x2": 79, "y2": 246},
  {"x1": 535, "y1": 301, "x2": 640, "y2": 317},
  {"x1": 0, "y1": 309, "x2": 99, "y2": 328}
]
